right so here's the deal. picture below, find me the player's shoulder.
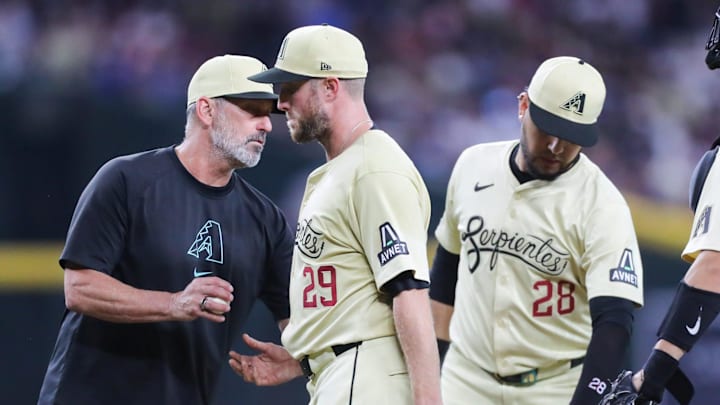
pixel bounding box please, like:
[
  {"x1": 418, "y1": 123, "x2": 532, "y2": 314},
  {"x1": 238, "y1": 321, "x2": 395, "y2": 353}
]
[
  {"x1": 573, "y1": 154, "x2": 627, "y2": 202},
  {"x1": 455, "y1": 140, "x2": 515, "y2": 168},
  {"x1": 357, "y1": 129, "x2": 419, "y2": 174}
]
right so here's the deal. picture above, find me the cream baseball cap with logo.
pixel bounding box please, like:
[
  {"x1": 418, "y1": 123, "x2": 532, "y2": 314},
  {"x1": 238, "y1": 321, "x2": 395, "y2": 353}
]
[
  {"x1": 248, "y1": 24, "x2": 368, "y2": 83},
  {"x1": 527, "y1": 56, "x2": 606, "y2": 147},
  {"x1": 187, "y1": 55, "x2": 278, "y2": 107}
]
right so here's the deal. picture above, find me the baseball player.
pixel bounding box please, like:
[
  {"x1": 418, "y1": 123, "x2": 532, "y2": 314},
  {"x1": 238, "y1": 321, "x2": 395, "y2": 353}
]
[
  {"x1": 227, "y1": 25, "x2": 442, "y2": 405},
  {"x1": 600, "y1": 5, "x2": 720, "y2": 405},
  {"x1": 430, "y1": 56, "x2": 644, "y2": 404}
]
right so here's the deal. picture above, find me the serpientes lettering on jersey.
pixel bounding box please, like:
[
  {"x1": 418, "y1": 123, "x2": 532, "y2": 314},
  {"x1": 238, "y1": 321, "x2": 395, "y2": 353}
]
[
  {"x1": 295, "y1": 218, "x2": 325, "y2": 259},
  {"x1": 377, "y1": 222, "x2": 409, "y2": 266},
  {"x1": 460, "y1": 215, "x2": 569, "y2": 275},
  {"x1": 608, "y1": 249, "x2": 638, "y2": 287}
]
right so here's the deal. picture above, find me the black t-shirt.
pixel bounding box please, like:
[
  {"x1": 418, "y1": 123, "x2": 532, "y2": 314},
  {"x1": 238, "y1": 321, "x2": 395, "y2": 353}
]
[{"x1": 38, "y1": 146, "x2": 293, "y2": 405}]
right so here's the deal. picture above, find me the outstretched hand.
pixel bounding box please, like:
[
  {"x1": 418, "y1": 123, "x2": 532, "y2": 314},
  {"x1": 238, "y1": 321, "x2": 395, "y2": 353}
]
[{"x1": 229, "y1": 333, "x2": 303, "y2": 386}]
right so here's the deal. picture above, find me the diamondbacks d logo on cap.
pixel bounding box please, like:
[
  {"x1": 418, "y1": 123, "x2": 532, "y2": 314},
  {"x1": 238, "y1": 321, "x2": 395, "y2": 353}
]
[
  {"x1": 560, "y1": 92, "x2": 587, "y2": 115},
  {"x1": 377, "y1": 222, "x2": 409, "y2": 266},
  {"x1": 609, "y1": 248, "x2": 638, "y2": 287},
  {"x1": 320, "y1": 62, "x2": 332, "y2": 71}
]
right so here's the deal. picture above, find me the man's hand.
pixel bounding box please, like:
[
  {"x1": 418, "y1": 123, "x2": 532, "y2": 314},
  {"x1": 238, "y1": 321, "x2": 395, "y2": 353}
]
[
  {"x1": 170, "y1": 276, "x2": 234, "y2": 323},
  {"x1": 228, "y1": 333, "x2": 303, "y2": 386}
]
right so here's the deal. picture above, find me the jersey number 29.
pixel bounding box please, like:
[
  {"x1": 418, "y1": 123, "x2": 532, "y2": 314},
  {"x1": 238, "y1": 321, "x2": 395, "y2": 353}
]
[
  {"x1": 532, "y1": 280, "x2": 575, "y2": 317},
  {"x1": 303, "y1": 265, "x2": 337, "y2": 308}
]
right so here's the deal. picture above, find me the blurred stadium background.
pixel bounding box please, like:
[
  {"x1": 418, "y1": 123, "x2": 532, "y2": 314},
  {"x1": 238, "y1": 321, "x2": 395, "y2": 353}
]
[{"x1": 1, "y1": 0, "x2": 719, "y2": 403}]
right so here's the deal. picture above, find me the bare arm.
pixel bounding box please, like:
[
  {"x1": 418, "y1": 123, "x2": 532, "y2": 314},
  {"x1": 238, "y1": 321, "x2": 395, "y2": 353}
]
[
  {"x1": 431, "y1": 299, "x2": 454, "y2": 341},
  {"x1": 683, "y1": 250, "x2": 720, "y2": 294},
  {"x1": 394, "y1": 288, "x2": 442, "y2": 405},
  {"x1": 64, "y1": 268, "x2": 234, "y2": 323}
]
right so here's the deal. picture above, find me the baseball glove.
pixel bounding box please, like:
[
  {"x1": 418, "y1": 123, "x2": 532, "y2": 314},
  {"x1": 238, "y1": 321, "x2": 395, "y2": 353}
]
[{"x1": 598, "y1": 371, "x2": 656, "y2": 405}]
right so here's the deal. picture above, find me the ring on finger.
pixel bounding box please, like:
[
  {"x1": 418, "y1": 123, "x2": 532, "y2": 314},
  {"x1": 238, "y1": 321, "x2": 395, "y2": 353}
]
[{"x1": 200, "y1": 296, "x2": 209, "y2": 311}]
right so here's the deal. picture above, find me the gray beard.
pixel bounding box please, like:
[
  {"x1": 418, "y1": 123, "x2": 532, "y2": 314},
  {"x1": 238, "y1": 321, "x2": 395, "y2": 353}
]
[{"x1": 211, "y1": 113, "x2": 263, "y2": 168}]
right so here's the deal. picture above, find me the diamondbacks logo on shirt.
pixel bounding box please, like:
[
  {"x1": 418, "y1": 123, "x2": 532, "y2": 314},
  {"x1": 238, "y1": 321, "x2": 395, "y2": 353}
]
[
  {"x1": 609, "y1": 249, "x2": 638, "y2": 287},
  {"x1": 188, "y1": 220, "x2": 224, "y2": 264},
  {"x1": 560, "y1": 92, "x2": 586, "y2": 115},
  {"x1": 692, "y1": 205, "x2": 712, "y2": 238},
  {"x1": 377, "y1": 222, "x2": 409, "y2": 266}
]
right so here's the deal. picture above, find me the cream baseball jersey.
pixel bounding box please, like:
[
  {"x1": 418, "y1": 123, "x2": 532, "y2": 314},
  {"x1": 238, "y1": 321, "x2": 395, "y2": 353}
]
[
  {"x1": 281, "y1": 130, "x2": 431, "y2": 358},
  {"x1": 435, "y1": 140, "x2": 644, "y2": 376},
  {"x1": 683, "y1": 153, "x2": 720, "y2": 262}
]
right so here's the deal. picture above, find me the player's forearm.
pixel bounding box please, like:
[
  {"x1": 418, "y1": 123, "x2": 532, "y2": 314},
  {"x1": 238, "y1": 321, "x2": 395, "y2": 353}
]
[
  {"x1": 653, "y1": 339, "x2": 686, "y2": 360},
  {"x1": 64, "y1": 268, "x2": 174, "y2": 322},
  {"x1": 430, "y1": 299, "x2": 453, "y2": 341},
  {"x1": 393, "y1": 289, "x2": 442, "y2": 405}
]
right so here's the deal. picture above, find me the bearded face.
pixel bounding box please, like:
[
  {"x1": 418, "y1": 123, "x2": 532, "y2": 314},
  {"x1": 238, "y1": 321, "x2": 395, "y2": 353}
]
[
  {"x1": 286, "y1": 83, "x2": 332, "y2": 145},
  {"x1": 210, "y1": 101, "x2": 267, "y2": 168}
]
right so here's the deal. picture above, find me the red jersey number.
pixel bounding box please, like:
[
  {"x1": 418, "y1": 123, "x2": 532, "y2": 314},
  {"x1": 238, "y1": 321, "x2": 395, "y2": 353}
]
[
  {"x1": 302, "y1": 265, "x2": 338, "y2": 308},
  {"x1": 532, "y1": 280, "x2": 575, "y2": 317}
]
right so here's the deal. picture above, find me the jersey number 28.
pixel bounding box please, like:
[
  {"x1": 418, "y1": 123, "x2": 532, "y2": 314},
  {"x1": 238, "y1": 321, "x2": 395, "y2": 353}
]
[
  {"x1": 302, "y1": 265, "x2": 337, "y2": 308},
  {"x1": 532, "y1": 280, "x2": 575, "y2": 317}
]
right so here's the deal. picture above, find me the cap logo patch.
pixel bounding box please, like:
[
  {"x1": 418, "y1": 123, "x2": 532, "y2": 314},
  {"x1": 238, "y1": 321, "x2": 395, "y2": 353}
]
[
  {"x1": 377, "y1": 222, "x2": 409, "y2": 266},
  {"x1": 320, "y1": 62, "x2": 332, "y2": 71},
  {"x1": 559, "y1": 92, "x2": 587, "y2": 115},
  {"x1": 277, "y1": 37, "x2": 289, "y2": 60}
]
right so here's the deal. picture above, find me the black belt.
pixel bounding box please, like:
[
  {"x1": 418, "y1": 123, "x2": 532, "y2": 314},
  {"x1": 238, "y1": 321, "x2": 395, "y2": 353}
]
[
  {"x1": 490, "y1": 356, "x2": 585, "y2": 385},
  {"x1": 300, "y1": 341, "x2": 362, "y2": 378}
]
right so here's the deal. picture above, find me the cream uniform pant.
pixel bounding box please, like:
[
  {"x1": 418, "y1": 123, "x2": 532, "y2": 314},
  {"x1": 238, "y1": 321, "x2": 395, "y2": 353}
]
[
  {"x1": 442, "y1": 344, "x2": 583, "y2": 405},
  {"x1": 305, "y1": 336, "x2": 412, "y2": 405}
]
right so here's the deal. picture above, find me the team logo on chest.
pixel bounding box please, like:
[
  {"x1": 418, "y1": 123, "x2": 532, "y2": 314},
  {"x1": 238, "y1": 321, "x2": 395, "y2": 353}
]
[
  {"x1": 461, "y1": 215, "x2": 570, "y2": 275},
  {"x1": 188, "y1": 220, "x2": 224, "y2": 263},
  {"x1": 296, "y1": 218, "x2": 325, "y2": 259},
  {"x1": 609, "y1": 249, "x2": 638, "y2": 287},
  {"x1": 188, "y1": 220, "x2": 224, "y2": 277},
  {"x1": 377, "y1": 222, "x2": 409, "y2": 266}
]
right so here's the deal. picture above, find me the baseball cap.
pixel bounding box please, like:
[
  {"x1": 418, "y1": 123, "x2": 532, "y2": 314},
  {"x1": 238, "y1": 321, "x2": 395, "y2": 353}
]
[
  {"x1": 187, "y1": 55, "x2": 278, "y2": 106},
  {"x1": 527, "y1": 56, "x2": 606, "y2": 147},
  {"x1": 248, "y1": 24, "x2": 368, "y2": 83}
]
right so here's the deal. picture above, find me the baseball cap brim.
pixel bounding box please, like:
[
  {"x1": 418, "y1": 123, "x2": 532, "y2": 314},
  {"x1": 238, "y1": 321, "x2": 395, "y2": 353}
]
[
  {"x1": 248, "y1": 68, "x2": 314, "y2": 84},
  {"x1": 222, "y1": 91, "x2": 282, "y2": 114},
  {"x1": 529, "y1": 102, "x2": 599, "y2": 147},
  {"x1": 223, "y1": 91, "x2": 278, "y2": 100}
]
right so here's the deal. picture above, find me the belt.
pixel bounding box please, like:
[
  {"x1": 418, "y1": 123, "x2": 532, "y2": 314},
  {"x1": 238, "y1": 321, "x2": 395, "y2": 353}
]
[
  {"x1": 486, "y1": 356, "x2": 585, "y2": 386},
  {"x1": 300, "y1": 341, "x2": 363, "y2": 378}
]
